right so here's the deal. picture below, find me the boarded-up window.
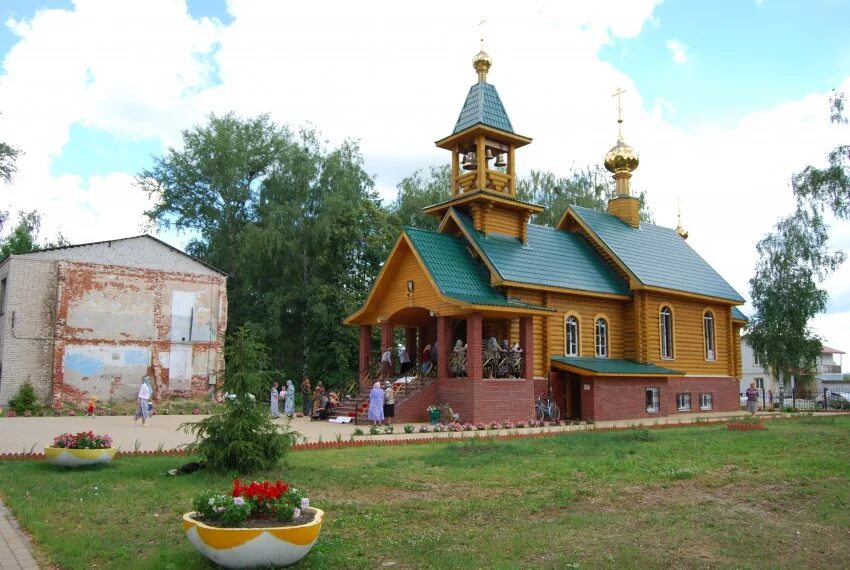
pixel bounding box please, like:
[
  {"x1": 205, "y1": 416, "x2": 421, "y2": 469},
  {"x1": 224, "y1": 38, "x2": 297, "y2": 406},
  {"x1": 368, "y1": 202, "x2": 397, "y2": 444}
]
[{"x1": 171, "y1": 292, "x2": 196, "y2": 342}]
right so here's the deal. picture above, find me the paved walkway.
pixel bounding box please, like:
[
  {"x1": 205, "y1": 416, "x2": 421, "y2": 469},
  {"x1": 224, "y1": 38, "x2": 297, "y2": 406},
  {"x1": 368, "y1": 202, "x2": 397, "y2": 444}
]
[
  {"x1": 2, "y1": 409, "x2": 840, "y2": 455},
  {"x1": 0, "y1": 501, "x2": 38, "y2": 570}
]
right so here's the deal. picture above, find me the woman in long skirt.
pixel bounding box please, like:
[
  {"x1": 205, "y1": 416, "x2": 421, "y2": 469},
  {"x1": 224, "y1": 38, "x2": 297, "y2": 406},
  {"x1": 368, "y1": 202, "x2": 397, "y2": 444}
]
[
  {"x1": 270, "y1": 382, "x2": 280, "y2": 418},
  {"x1": 367, "y1": 381, "x2": 385, "y2": 426},
  {"x1": 283, "y1": 380, "x2": 295, "y2": 418}
]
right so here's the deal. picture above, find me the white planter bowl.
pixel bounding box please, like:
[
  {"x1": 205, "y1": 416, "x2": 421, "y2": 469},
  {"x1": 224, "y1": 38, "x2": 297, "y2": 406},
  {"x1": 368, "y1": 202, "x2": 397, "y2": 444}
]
[
  {"x1": 183, "y1": 508, "x2": 324, "y2": 568},
  {"x1": 44, "y1": 447, "x2": 116, "y2": 467}
]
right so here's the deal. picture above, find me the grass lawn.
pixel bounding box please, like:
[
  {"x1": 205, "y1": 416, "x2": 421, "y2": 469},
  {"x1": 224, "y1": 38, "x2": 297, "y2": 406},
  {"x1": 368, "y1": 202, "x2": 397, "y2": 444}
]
[{"x1": 1, "y1": 416, "x2": 849, "y2": 569}]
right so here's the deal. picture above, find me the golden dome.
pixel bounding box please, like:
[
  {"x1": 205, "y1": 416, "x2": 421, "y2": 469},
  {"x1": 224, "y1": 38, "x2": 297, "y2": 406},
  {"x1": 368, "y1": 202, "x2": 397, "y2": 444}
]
[
  {"x1": 604, "y1": 138, "x2": 639, "y2": 174},
  {"x1": 473, "y1": 49, "x2": 492, "y2": 81}
]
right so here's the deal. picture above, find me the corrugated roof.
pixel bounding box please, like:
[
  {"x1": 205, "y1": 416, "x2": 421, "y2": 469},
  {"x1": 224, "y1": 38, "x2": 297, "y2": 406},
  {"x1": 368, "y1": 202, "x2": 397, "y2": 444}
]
[
  {"x1": 404, "y1": 227, "x2": 552, "y2": 312},
  {"x1": 570, "y1": 206, "x2": 745, "y2": 303},
  {"x1": 451, "y1": 209, "x2": 631, "y2": 297},
  {"x1": 551, "y1": 356, "x2": 682, "y2": 376},
  {"x1": 453, "y1": 82, "x2": 514, "y2": 134}
]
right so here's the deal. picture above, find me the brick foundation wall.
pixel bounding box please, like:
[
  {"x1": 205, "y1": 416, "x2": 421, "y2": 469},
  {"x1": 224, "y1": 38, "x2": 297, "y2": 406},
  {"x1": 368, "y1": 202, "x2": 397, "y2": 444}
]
[
  {"x1": 392, "y1": 380, "x2": 438, "y2": 423},
  {"x1": 587, "y1": 376, "x2": 739, "y2": 421},
  {"x1": 472, "y1": 378, "x2": 535, "y2": 423}
]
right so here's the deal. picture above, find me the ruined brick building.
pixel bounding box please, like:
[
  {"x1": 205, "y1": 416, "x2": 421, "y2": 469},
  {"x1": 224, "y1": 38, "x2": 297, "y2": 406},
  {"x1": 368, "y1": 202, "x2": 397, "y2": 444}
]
[{"x1": 0, "y1": 235, "x2": 227, "y2": 407}]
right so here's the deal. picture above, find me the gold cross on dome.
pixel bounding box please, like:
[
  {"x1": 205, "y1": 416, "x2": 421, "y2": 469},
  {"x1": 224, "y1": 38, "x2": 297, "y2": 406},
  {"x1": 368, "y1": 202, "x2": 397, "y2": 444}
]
[
  {"x1": 612, "y1": 87, "x2": 627, "y2": 139},
  {"x1": 478, "y1": 18, "x2": 487, "y2": 49}
]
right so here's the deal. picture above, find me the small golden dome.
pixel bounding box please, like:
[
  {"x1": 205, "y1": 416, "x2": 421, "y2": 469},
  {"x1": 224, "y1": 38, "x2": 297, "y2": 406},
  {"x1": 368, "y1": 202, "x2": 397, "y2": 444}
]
[
  {"x1": 604, "y1": 138, "x2": 639, "y2": 174},
  {"x1": 675, "y1": 207, "x2": 688, "y2": 239},
  {"x1": 473, "y1": 50, "x2": 492, "y2": 81}
]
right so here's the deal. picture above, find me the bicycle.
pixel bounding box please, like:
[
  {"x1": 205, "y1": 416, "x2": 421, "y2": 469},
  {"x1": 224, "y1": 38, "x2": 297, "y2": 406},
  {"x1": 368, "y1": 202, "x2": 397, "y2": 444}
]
[{"x1": 535, "y1": 394, "x2": 560, "y2": 422}]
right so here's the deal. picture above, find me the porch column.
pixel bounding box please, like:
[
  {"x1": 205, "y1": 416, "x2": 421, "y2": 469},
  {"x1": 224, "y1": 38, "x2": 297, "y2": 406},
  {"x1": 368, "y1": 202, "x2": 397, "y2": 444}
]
[
  {"x1": 467, "y1": 313, "x2": 483, "y2": 379},
  {"x1": 519, "y1": 316, "x2": 534, "y2": 380},
  {"x1": 405, "y1": 327, "x2": 417, "y2": 367},
  {"x1": 359, "y1": 325, "x2": 372, "y2": 387},
  {"x1": 436, "y1": 316, "x2": 453, "y2": 379},
  {"x1": 380, "y1": 321, "x2": 393, "y2": 352}
]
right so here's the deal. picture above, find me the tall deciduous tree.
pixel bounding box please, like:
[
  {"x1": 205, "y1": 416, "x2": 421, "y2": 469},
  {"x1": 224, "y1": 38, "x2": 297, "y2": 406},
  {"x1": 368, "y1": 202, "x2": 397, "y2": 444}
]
[
  {"x1": 140, "y1": 115, "x2": 389, "y2": 385},
  {"x1": 748, "y1": 210, "x2": 844, "y2": 391},
  {"x1": 0, "y1": 139, "x2": 20, "y2": 184},
  {"x1": 748, "y1": 92, "x2": 848, "y2": 391},
  {"x1": 793, "y1": 91, "x2": 849, "y2": 219},
  {"x1": 0, "y1": 210, "x2": 69, "y2": 257},
  {"x1": 387, "y1": 164, "x2": 451, "y2": 232},
  {"x1": 138, "y1": 113, "x2": 289, "y2": 333}
]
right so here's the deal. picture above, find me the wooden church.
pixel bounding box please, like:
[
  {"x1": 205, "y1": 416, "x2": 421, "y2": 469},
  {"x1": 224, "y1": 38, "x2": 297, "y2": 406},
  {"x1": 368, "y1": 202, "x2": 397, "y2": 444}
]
[{"x1": 345, "y1": 47, "x2": 747, "y2": 423}]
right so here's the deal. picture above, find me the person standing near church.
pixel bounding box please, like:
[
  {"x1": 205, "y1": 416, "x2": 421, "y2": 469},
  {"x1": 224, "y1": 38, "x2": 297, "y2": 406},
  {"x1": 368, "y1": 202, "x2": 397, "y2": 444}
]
[
  {"x1": 270, "y1": 381, "x2": 280, "y2": 419},
  {"x1": 380, "y1": 346, "x2": 393, "y2": 379},
  {"x1": 301, "y1": 377, "x2": 312, "y2": 416},
  {"x1": 398, "y1": 345, "x2": 411, "y2": 375},
  {"x1": 746, "y1": 382, "x2": 759, "y2": 415},
  {"x1": 283, "y1": 380, "x2": 295, "y2": 418}
]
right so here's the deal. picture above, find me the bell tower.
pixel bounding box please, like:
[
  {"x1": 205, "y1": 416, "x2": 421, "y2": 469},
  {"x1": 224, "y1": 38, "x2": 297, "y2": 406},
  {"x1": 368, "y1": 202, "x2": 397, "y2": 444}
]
[{"x1": 425, "y1": 45, "x2": 542, "y2": 243}]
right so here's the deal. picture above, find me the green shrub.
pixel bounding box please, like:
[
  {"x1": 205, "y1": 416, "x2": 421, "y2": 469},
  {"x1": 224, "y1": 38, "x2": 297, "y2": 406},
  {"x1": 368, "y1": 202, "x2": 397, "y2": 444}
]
[
  {"x1": 369, "y1": 425, "x2": 380, "y2": 435},
  {"x1": 9, "y1": 382, "x2": 40, "y2": 414},
  {"x1": 353, "y1": 428, "x2": 364, "y2": 436},
  {"x1": 403, "y1": 424, "x2": 414, "y2": 434},
  {"x1": 182, "y1": 327, "x2": 296, "y2": 473}
]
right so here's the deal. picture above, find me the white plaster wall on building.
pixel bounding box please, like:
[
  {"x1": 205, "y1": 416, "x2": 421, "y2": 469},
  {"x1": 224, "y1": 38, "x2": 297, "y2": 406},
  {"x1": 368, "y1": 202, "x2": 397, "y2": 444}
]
[
  {"x1": 23, "y1": 236, "x2": 221, "y2": 277},
  {"x1": 62, "y1": 344, "x2": 151, "y2": 402},
  {"x1": 64, "y1": 272, "x2": 157, "y2": 340},
  {"x1": 0, "y1": 257, "x2": 58, "y2": 405}
]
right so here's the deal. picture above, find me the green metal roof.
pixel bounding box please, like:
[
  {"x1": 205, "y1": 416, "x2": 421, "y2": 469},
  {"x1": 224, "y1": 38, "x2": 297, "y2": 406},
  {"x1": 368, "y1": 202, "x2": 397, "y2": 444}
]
[
  {"x1": 450, "y1": 209, "x2": 631, "y2": 297},
  {"x1": 551, "y1": 356, "x2": 682, "y2": 376},
  {"x1": 404, "y1": 227, "x2": 552, "y2": 312},
  {"x1": 453, "y1": 82, "x2": 514, "y2": 134},
  {"x1": 731, "y1": 306, "x2": 748, "y2": 321},
  {"x1": 569, "y1": 206, "x2": 745, "y2": 303}
]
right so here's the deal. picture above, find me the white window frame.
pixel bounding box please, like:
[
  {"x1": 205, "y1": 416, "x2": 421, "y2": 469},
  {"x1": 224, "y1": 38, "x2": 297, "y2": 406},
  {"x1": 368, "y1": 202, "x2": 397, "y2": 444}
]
[
  {"x1": 676, "y1": 392, "x2": 691, "y2": 412},
  {"x1": 754, "y1": 377, "x2": 764, "y2": 390},
  {"x1": 595, "y1": 318, "x2": 608, "y2": 358},
  {"x1": 565, "y1": 316, "x2": 579, "y2": 357},
  {"x1": 703, "y1": 311, "x2": 715, "y2": 361},
  {"x1": 646, "y1": 387, "x2": 660, "y2": 413},
  {"x1": 660, "y1": 306, "x2": 674, "y2": 360},
  {"x1": 699, "y1": 393, "x2": 713, "y2": 411}
]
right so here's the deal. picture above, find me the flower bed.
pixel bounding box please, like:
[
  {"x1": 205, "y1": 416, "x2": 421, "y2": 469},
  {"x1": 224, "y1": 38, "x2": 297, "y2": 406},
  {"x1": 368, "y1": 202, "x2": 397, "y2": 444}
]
[
  {"x1": 46, "y1": 431, "x2": 115, "y2": 467},
  {"x1": 185, "y1": 479, "x2": 322, "y2": 568}
]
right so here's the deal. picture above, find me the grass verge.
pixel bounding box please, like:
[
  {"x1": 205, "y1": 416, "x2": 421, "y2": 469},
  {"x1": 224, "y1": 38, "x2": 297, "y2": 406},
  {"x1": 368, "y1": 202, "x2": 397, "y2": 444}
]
[{"x1": 1, "y1": 417, "x2": 848, "y2": 569}]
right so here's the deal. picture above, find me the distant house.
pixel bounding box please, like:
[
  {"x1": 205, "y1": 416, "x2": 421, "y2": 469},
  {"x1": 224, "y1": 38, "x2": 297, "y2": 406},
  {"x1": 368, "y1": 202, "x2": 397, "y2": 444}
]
[
  {"x1": 739, "y1": 335, "x2": 845, "y2": 395},
  {"x1": 0, "y1": 235, "x2": 227, "y2": 407},
  {"x1": 817, "y1": 346, "x2": 846, "y2": 393}
]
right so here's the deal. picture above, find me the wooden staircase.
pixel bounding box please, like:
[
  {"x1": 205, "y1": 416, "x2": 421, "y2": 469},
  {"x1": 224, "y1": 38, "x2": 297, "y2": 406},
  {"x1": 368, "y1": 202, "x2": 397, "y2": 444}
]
[{"x1": 328, "y1": 375, "x2": 437, "y2": 422}]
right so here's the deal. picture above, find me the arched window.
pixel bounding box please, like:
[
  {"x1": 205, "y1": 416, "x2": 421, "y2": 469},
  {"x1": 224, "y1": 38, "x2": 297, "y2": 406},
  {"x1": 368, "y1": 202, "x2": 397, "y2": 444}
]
[
  {"x1": 565, "y1": 316, "x2": 579, "y2": 356},
  {"x1": 595, "y1": 318, "x2": 608, "y2": 358},
  {"x1": 704, "y1": 311, "x2": 716, "y2": 360},
  {"x1": 660, "y1": 306, "x2": 674, "y2": 359}
]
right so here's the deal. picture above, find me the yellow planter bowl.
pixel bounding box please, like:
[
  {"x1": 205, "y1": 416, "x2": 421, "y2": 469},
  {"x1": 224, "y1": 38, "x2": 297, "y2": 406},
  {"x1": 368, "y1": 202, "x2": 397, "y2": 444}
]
[
  {"x1": 44, "y1": 447, "x2": 116, "y2": 467},
  {"x1": 183, "y1": 509, "x2": 324, "y2": 568}
]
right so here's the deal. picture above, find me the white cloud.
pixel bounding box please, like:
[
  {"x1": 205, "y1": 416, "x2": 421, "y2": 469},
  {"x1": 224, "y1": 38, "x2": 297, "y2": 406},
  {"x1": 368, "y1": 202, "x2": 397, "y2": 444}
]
[
  {"x1": 665, "y1": 39, "x2": 688, "y2": 63},
  {"x1": 0, "y1": 0, "x2": 848, "y2": 354}
]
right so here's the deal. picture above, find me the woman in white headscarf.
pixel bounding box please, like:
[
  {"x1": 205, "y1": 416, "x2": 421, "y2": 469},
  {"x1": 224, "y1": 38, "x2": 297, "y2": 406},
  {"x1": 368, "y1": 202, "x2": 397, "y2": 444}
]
[
  {"x1": 367, "y1": 381, "x2": 385, "y2": 426},
  {"x1": 270, "y1": 382, "x2": 280, "y2": 419},
  {"x1": 283, "y1": 380, "x2": 295, "y2": 418}
]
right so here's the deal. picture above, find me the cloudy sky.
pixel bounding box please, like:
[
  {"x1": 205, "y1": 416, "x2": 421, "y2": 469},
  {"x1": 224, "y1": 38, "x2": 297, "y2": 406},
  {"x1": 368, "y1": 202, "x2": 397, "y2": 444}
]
[{"x1": 1, "y1": 0, "x2": 849, "y2": 356}]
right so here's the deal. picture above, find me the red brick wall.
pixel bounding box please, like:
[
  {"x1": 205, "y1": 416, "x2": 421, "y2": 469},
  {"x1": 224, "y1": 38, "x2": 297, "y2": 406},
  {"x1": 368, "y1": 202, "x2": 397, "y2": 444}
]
[
  {"x1": 393, "y1": 380, "x2": 439, "y2": 423},
  {"x1": 472, "y1": 378, "x2": 535, "y2": 423},
  {"x1": 437, "y1": 378, "x2": 476, "y2": 423},
  {"x1": 587, "y1": 376, "x2": 739, "y2": 421},
  {"x1": 52, "y1": 262, "x2": 227, "y2": 406},
  {"x1": 580, "y1": 377, "x2": 595, "y2": 419}
]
